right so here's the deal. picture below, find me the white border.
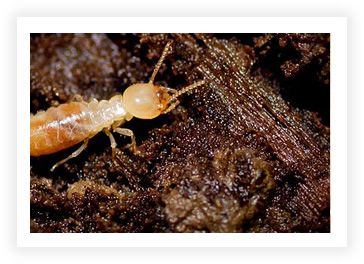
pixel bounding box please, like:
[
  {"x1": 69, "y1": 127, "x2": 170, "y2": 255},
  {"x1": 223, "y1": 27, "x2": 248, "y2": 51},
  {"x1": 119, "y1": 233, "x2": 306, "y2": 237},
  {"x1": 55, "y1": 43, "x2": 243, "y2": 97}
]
[{"x1": 17, "y1": 17, "x2": 347, "y2": 247}]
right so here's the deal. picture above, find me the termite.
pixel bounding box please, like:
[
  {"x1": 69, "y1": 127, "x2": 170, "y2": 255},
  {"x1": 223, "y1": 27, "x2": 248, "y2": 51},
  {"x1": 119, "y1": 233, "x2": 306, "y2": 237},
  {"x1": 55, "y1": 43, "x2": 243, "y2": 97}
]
[{"x1": 30, "y1": 41, "x2": 205, "y2": 171}]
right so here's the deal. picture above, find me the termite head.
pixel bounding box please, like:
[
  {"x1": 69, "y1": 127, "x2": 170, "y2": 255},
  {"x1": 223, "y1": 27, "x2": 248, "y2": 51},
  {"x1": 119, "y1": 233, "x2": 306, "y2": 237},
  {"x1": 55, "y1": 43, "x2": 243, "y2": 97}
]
[
  {"x1": 122, "y1": 83, "x2": 166, "y2": 119},
  {"x1": 122, "y1": 40, "x2": 205, "y2": 119},
  {"x1": 122, "y1": 80, "x2": 205, "y2": 119}
]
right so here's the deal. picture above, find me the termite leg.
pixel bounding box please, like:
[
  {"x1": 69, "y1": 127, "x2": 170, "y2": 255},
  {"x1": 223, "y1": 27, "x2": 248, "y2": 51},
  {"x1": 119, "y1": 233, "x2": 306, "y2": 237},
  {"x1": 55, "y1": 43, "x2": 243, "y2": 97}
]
[
  {"x1": 50, "y1": 139, "x2": 89, "y2": 172},
  {"x1": 149, "y1": 41, "x2": 173, "y2": 84},
  {"x1": 111, "y1": 120, "x2": 124, "y2": 130},
  {"x1": 162, "y1": 99, "x2": 180, "y2": 114},
  {"x1": 114, "y1": 128, "x2": 137, "y2": 153},
  {"x1": 104, "y1": 129, "x2": 117, "y2": 158}
]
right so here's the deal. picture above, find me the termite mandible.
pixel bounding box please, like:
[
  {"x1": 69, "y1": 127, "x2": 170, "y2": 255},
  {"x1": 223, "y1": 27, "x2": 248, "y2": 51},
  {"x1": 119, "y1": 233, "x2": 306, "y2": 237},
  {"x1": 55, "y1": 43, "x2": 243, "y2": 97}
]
[{"x1": 30, "y1": 41, "x2": 205, "y2": 171}]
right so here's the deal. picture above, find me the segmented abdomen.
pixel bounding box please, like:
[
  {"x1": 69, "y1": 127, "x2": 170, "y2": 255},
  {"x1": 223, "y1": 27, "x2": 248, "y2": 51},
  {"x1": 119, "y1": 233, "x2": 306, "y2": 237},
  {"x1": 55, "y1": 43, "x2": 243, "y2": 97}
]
[
  {"x1": 30, "y1": 102, "x2": 93, "y2": 156},
  {"x1": 30, "y1": 96, "x2": 128, "y2": 157}
]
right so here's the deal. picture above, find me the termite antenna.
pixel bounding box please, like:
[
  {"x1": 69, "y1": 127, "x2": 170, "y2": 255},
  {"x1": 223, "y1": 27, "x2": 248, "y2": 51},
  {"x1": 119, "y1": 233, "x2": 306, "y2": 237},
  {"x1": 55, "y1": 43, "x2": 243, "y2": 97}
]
[
  {"x1": 169, "y1": 80, "x2": 206, "y2": 102},
  {"x1": 149, "y1": 41, "x2": 173, "y2": 84},
  {"x1": 162, "y1": 80, "x2": 206, "y2": 114}
]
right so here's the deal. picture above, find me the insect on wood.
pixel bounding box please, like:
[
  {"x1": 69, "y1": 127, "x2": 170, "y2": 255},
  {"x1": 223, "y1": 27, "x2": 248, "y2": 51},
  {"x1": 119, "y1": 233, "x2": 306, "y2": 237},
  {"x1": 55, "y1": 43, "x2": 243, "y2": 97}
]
[{"x1": 30, "y1": 41, "x2": 206, "y2": 171}]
